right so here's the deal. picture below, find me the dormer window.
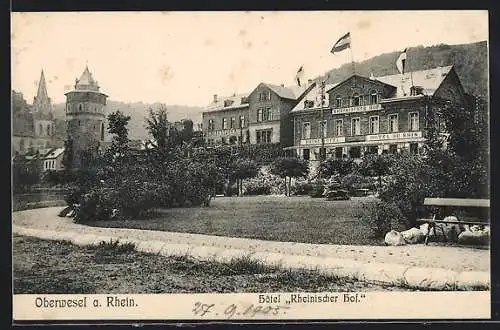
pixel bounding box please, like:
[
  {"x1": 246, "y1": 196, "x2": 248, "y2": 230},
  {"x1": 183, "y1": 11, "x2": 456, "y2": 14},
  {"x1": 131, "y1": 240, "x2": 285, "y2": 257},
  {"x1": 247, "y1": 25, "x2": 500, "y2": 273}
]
[
  {"x1": 335, "y1": 96, "x2": 342, "y2": 108},
  {"x1": 224, "y1": 100, "x2": 234, "y2": 107},
  {"x1": 353, "y1": 93, "x2": 360, "y2": 106},
  {"x1": 370, "y1": 91, "x2": 378, "y2": 105},
  {"x1": 241, "y1": 97, "x2": 249, "y2": 104}
]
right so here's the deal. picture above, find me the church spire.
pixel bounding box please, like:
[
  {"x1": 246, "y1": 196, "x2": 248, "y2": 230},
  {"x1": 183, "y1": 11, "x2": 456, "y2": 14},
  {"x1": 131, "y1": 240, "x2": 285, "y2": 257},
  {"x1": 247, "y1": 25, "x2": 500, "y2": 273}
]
[{"x1": 33, "y1": 69, "x2": 51, "y2": 113}]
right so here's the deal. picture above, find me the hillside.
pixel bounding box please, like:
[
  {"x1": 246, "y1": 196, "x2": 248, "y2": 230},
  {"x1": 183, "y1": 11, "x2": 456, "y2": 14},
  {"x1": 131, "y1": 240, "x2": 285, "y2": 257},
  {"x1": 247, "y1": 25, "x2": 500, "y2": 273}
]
[
  {"x1": 52, "y1": 101, "x2": 203, "y2": 140},
  {"x1": 316, "y1": 41, "x2": 488, "y2": 97}
]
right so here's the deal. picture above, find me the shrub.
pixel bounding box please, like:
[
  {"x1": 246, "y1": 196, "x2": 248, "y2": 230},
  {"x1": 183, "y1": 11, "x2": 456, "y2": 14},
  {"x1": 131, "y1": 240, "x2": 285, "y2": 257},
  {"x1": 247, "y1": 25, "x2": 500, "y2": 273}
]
[
  {"x1": 74, "y1": 187, "x2": 116, "y2": 223},
  {"x1": 339, "y1": 174, "x2": 376, "y2": 192},
  {"x1": 242, "y1": 171, "x2": 285, "y2": 196},
  {"x1": 309, "y1": 184, "x2": 325, "y2": 198},
  {"x1": 358, "y1": 200, "x2": 408, "y2": 237},
  {"x1": 291, "y1": 181, "x2": 314, "y2": 196}
]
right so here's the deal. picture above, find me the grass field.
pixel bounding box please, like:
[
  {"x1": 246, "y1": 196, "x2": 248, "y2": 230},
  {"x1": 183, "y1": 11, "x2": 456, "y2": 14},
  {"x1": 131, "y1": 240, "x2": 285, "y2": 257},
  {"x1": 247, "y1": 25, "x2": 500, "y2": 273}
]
[
  {"x1": 13, "y1": 235, "x2": 410, "y2": 294},
  {"x1": 85, "y1": 196, "x2": 381, "y2": 245}
]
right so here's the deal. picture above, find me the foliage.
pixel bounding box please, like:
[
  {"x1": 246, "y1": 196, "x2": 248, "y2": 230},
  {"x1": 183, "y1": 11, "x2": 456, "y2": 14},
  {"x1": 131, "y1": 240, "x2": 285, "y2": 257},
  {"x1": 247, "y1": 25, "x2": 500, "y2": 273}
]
[
  {"x1": 12, "y1": 158, "x2": 41, "y2": 193},
  {"x1": 318, "y1": 157, "x2": 357, "y2": 179},
  {"x1": 242, "y1": 171, "x2": 285, "y2": 196},
  {"x1": 270, "y1": 157, "x2": 309, "y2": 196},
  {"x1": 106, "y1": 110, "x2": 131, "y2": 160},
  {"x1": 358, "y1": 200, "x2": 408, "y2": 237},
  {"x1": 338, "y1": 173, "x2": 376, "y2": 192},
  {"x1": 290, "y1": 180, "x2": 314, "y2": 196},
  {"x1": 231, "y1": 158, "x2": 260, "y2": 196},
  {"x1": 357, "y1": 153, "x2": 394, "y2": 188}
]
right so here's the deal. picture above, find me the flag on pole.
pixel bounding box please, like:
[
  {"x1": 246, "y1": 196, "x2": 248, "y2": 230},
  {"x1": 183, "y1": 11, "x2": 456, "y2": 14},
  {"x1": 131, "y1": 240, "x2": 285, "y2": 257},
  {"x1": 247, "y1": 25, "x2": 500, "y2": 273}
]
[
  {"x1": 330, "y1": 32, "x2": 351, "y2": 54},
  {"x1": 295, "y1": 65, "x2": 305, "y2": 87},
  {"x1": 396, "y1": 48, "x2": 407, "y2": 75}
]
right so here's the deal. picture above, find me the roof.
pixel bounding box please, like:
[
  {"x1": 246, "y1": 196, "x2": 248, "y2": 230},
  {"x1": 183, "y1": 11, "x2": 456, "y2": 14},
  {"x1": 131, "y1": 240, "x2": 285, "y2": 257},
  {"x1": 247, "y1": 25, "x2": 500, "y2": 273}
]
[
  {"x1": 205, "y1": 93, "x2": 250, "y2": 112},
  {"x1": 375, "y1": 65, "x2": 454, "y2": 98},
  {"x1": 43, "y1": 148, "x2": 65, "y2": 159},
  {"x1": 74, "y1": 66, "x2": 100, "y2": 92},
  {"x1": 264, "y1": 83, "x2": 307, "y2": 100},
  {"x1": 290, "y1": 82, "x2": 339, "y2": 113}
]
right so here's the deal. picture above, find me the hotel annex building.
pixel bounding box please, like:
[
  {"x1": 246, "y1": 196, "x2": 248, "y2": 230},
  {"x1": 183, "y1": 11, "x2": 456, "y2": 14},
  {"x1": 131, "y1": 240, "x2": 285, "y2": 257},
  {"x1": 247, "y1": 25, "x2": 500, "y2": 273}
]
[{"x1": 201, "y1": 65, "x2": 468, "y2": 162}]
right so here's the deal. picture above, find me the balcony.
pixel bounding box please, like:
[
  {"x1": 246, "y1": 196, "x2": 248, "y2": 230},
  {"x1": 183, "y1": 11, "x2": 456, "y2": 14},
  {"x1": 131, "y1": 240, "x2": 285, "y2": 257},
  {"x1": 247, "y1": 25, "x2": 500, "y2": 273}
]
[{"x1": 331, "y1": 103, "x2": 382, "y2": 115}]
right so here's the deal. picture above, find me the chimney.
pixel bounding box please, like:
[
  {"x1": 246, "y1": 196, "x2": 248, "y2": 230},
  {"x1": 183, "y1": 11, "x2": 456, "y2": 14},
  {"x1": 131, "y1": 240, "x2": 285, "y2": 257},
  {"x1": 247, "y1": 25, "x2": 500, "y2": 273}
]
[{"x1": 213, "y1": 94, "x2": 218, "y2": 103}]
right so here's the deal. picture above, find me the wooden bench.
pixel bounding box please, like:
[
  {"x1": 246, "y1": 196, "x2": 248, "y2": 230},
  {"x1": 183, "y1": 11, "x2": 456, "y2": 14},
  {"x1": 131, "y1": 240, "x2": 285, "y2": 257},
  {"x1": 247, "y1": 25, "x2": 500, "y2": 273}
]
[{"x1": 416, "y1": 198, "x2": 490, "y2": 245}]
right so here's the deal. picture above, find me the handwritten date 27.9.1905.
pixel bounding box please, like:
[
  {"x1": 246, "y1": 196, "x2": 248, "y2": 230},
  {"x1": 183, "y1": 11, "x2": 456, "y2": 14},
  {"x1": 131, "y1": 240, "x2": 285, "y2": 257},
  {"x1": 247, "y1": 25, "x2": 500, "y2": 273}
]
[{"x1": 192, "y1": 301, "x2": 290, "y2": 319}]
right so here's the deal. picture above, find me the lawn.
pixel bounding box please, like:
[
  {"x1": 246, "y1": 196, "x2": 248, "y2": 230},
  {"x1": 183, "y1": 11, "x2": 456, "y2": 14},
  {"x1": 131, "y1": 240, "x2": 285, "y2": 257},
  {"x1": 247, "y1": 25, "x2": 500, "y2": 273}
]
[
  {"x1": 13, "y1": 234, "x2": 411, "y2": 294},
  {"x1": 84, "y1": 195, "x2": 380, "y2": 245}
]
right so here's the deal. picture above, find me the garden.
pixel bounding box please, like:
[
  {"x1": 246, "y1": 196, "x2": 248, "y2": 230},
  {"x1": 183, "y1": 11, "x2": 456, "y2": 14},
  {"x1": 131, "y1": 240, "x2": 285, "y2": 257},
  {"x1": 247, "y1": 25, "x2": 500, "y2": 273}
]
[{"x1": 44, "y1": 99, "x2": 489, "y2": 247}]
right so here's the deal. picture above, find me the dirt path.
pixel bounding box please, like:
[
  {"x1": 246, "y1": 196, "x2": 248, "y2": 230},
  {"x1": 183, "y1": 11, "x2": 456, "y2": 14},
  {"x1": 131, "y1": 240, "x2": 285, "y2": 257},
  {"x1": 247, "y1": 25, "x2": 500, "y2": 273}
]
[{"x1": 12, "y1": 207, "x2": 490, "y2": 272}]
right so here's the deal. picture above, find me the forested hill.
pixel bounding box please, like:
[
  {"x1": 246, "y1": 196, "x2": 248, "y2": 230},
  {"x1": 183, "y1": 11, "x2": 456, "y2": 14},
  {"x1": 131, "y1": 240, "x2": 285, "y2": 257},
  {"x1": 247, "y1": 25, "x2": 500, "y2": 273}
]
[{"x1": 316, "y1": 41, "x2": 488, "y2": 97}]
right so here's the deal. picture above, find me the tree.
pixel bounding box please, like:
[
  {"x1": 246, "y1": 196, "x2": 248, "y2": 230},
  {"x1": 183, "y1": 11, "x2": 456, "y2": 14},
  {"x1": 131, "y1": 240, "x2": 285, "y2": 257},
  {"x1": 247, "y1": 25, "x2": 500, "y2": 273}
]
[
  {"x1": 270, "y1": 157, "x2": 309, "y2": 196},
  {"x1": 318, "y1": 157, "x2": 357, "y2": 179},
  {"x1": 231, "y1": 159, "x2": 260, "y2": 196},
  {"x1": 358, "y1": 153, "x2": 393, "y2": 189},
  {"x1": 106, "y1": 110, "x2": 131, "y2": 161}
]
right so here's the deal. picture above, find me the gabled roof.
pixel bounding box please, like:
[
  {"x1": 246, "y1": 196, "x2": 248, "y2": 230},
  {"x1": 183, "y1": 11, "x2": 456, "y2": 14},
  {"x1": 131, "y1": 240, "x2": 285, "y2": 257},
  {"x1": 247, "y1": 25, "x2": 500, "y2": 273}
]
[
  {"x1": 375, "y1": 65, "x2": 454, "y2": 98},
  {"x1": 205, "y1": 93, "x2": 250, "y2": 112},
  {"x1": 291, "y1": 82, "x2": 339, "y2": 113}
]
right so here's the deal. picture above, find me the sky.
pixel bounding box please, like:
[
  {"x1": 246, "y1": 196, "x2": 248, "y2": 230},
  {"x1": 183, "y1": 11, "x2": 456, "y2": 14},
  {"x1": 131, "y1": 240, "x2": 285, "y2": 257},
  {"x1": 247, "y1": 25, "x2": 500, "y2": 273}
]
[{"x1": 11, "y1": 11, "x2": 488, "y2": 107}]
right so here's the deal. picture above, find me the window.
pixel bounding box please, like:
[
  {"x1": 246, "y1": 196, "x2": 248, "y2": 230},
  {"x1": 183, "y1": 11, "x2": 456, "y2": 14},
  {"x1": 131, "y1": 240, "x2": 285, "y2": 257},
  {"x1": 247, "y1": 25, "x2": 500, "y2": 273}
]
[
  {"x1": 266, "y1": 107, "x2": 273, "y2": 121},
  {"x1": 335, "y1": 147, "x2": 343, "y2": 159},
  {"x1": 256, "y1": 129, "x2": 272, "y2": 144},
  {"x1": 221, "y1": 137, "x2": 226, "y2": 144},
  {"x1": 258, "y1": 91, "x2": 272, "y2": 101},
  {"x1": 318, "y1": 120, "x2": 327, "y2": 137},
  {"x1": 94, "y1": 107, "x2": 97, "y2": 112},
  {"x1": 335, "y1": 97, "x2": 342, "y2": 108},
  {"x1": 79, "y1": 104, "x2": 82, "y2": 112},
  {"x1": 335, "y1": 119, "x2": 343, "y2": 136},
  {"x1": 78, "y1": 120, "x2": 81, "y2": 126},
  {"x1": 305, "y1": 100, "x2": 314, "y2": 108},
  {"x1": 409, "y1": 112, "x2": 419, "y2": 131},
  {"x1": 352, "y1": 93, "x2": 360, "y2": 106},
  {"x1": 369, "y1": 116, "x2": 379, "y2": 134},
  {"x1": 370, "y1": 91, "x2": 378, "y2": 104},
  {"x1": 302, "y1": 122, "x2": 311, "y2": 139},
  {"x1": 222, "y1": 118, "x2": 228, "y2": 130},
  {"x1": 208, "y1": 119, "x2": 214, "y2": 130},
  {"x1": 46, "y1": 124, "x2": 50, "y2": 136},
  {"x1": 101, "y1": 123, "x2": 105, "y2": 141},
  {"x1": 389, "y1": 144, "x2": 398, "y2": 154},
  {"x1": 239, "y1": 115, "x2": 245, "y2": 128},
  {"x1": 257, "y1": 108, "x2": 263, "y2": 122},
  {"x1": 303, "y1": 148, "x2": 310, "y2": 160},
  {"x1": 349, "y1": 146, "x2": 361, "y2": 158},
  {"x1": 351, "y1": 118, "x2": 361, "y2": 136},
  {"x1": 410, "y1": 143, "x2": 419, "y2": 154},
  {"x1": 388, "y1": 114, "x2": 398, "y2": 133},
  {"x1": 230, "y1": 117, "x2": 236, "y2": 129}
]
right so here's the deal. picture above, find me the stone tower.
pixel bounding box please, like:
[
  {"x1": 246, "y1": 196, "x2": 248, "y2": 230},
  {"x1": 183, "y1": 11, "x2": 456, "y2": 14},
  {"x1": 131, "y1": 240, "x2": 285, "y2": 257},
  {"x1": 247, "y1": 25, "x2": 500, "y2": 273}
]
[{"x1": 65, "y1": 66, "x2": 108, "y2": 168}]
